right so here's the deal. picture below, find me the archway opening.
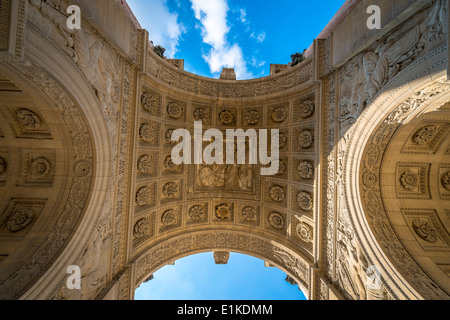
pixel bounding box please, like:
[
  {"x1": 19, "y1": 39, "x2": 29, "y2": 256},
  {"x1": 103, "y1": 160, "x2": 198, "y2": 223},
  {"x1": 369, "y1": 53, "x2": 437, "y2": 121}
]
[{"x1": 134, "y1": 252, "x2": 307, "y2": 300}]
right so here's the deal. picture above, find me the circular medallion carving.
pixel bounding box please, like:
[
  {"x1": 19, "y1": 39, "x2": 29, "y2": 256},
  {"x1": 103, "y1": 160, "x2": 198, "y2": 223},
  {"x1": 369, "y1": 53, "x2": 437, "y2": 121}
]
[
  {"x1": 362, "y1": 172, "x2": 377, "y2": 187},
  {"x1": 167, "y1": 102, "x2": 184, "y2": 119},
  {"x1": 441, "y1": 172, "x2": 450, "y2": 191},
  {"x1": 16, "y1": 109, "x2": 41, "y2": 130},
  {"x1": 31, "y1": 157, "x2": 51, "y2": 178},
  {"x1": 412, "y1": 126, "x2": 437, "y2": 145},
  {"x1": 162, "y1": 182, "x2": 179, "y2": 198},
  {"x1": 298, "y1": 161, "x2": 314, "y2": 179},
  {"x1": 136, "y1": 187, "x2": 152, "y2": 206},
  {"x1": 270, "y1": 185, "x2": 285, "y2": 202},
  {"x1": 137, "y1": 155, "x2": 153, "y2": 175},
  {"x1": 296, "y1": 222, "x2": 313, "y2": 242},
  {"x1": 75, "y1": 161, "x2": 91, "y2": 176},
  {"x1": 242, "y1": 206, "x2": 257, "y2": 222},
  {"x1": 189, "y1": 205, "x2": 205, "y2": 221},
  {"x1": 161, "y1": 209, "x2": 177, "y2": 226},
  {"x1": 400, "y1": 171, "x2": 418, "y2": 190},
  {"x1": 194, "y1": 108, "x2": 208, "y2": 123},
  {"x1": 219, "y1": 110, "x2": 235, "y2": 125},
  {"x1": 215, "y1": 204, "x2": 231, "y2": 220},
  {"x1": 273, "y1": 132, "x2": 287, "y2": 149},
  {"x1": 7, "y1": 209, "x2": 34, "y2": 232},
  {"x1": 245, "y1": 110, "x2": 260, "y2": 125},
  {"x1": 0, "y1": 157, "x2": 6, "y2": 174},
  {"x1": 271, "y1": 107, "x2": 287, "y2": 123},
  {"x1": 297, "y1": 192, "x2": 313, "y2": 211},
  {"x1": 141, "y1": 92, "x2": 158, "y2": 113},
  {"x1": 268, "y1": 212, "x2": 285, "y2": 229},
  {"x1": 140, "y1": 124, "x2": 157, "y2": 144},
  {"x1": 165, "y1": 129, "x2": 176, "y2": 144},
  {"x1": 298, "y1": 130, "x2": 314, "y2": 149},
  {"x1": 133, "y1": 218, "x2": 149, "y2": 238},
  {"x1": 277, "y1": 160, "x2": 286, "y2": 175},
  {"x1": 298, "y1": 100, "x2": 315, "y2": 118}
]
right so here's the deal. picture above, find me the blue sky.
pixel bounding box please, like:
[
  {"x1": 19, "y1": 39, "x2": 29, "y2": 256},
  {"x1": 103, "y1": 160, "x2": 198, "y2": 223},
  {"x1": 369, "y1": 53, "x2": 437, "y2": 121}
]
[
  {"x1": 127, "y1": 0, "x2": 345, "y2": 79},
  {"x1": 127, "y1": 0, "x2": 345, "y2": 300},
  {"x1": 135, "y1": 253, "x2": 307, "y2": 300}
]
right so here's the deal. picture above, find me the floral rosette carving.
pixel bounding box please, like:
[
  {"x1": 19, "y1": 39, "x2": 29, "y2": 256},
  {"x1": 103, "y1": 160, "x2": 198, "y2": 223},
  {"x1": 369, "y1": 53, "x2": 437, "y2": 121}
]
[
  {"x1": 412, "y1": 219, "x2": 438, "y2": 243},
  {"x1": 219, "y1": 110, "x2": 235, "y2": 125},
  {"x1": 167, "y1": 102, "x2": 184, "y2": 119},
  {"x1": 245, "y1": 110, "x2": 260, "y2": 125},
  {"x1": 133, "y1": 218, "x2": 149, "y2": 238},
  {"x1": 298, "y1": 130, "x2": 314, "y2": 149},
  {"x1": 270, "y1": 185, "x2": 286, "y2": 202},
  {"x1": 297, "y1": 222, "x2": 313, "y2": 243},
  {"x1": 31, "y1": 157, "x2": 51, "y2": 178},
  {"x1": 165, "y1": 129, "x2": 176, "y2": 144},
  {"x1": 441, "y1": 172, "x2": 450, "y2": 191},
  {"x1": 136, "y1": 187, "x2": 152, "y2": 206},
  {"x1": 215, "y1": 204, "x2": 231, "y2": 220},
  {"x1": 297, "y1": 192, "x2": 313, "y2": 211},
  {"x1": 242, "y1": 206, "x2": 257, "y2": 222},
  {"x1": 298, "y1": 100, "x2": 314, "y2": 118},
  {"x1": 412, "y1": 126, "x2": 437, "y2": 145},
  {"x1": 189, "y1": 205, "x2": 205, "y2": 221},
  {"x1": 16, "y1": 109, "x2": 41, "y2": 130},
  {"x1": 7, "y1": 208, "x2": 34, "y2": 232},
  {"x1": 271, "y1": 107, "x2": 287, "y2": 123},
  {"x1": 137, "y1": 155, "x2": 154, "y2": 174},
  {"x1": 193, "y1": 108, "x2": 209, "y2": 123},
  {"x1": 0, "y1": 157, "x2": 6, "y2": 174},
  {"x1": 400, "y1": 171, "x2": 418, "y2": 190},
  {"x1": 141, "y1": 92, "x2": 158, "y2": 113},
  {"x1": 140, "y1": 124, "x2": 157, "y2": 144},
  {"x1": 161, "y1": 209, "x2": 177, "y2": 226},
  {"x1": 268, "y1": 212, "x2": 285, "y2": 229},
  {"x1": 162, "y1": 182, "x2": 179, "y2": 199},
  {"x1": 298, "y1": 161, "x2": 313, "y2": 179}
]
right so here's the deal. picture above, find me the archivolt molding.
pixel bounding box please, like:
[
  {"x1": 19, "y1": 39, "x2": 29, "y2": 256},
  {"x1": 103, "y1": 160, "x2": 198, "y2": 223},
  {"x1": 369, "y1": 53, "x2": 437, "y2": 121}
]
[
  {"x1": 340, "y1": 47, "x2": 450, "y2": 300},
  {"x1": 130, "y1": 230, "x2": 312, "y2": 300}
]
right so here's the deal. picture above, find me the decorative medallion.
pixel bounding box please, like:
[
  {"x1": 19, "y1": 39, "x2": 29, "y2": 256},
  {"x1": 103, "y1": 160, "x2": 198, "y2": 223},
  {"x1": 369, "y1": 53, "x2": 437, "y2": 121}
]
[
  {"x1": 441, "y1": 172, "x2": 450, "y2": 191},
  {"x1": 215, "y1": 204, "x2": 231, "y2": 220},
  {"x1": 140, "y1": 124, "x2": 157, "y2": 144},
  {"x1": 141, "y1": 92, "x2": 159, "y2": 114},
  {"x1": 16, "y1": 109, "x2": 41, "y2": 130},
  {"x1": 298, "y1": 130, "x2": 314, "y2": 149},
  {"x1": 298, "y1": 100, "x2": 315, "y2": 118},
  {"x1": 270, "y1": 185, "x2": 286, "y2": 202},
  {"x1": 362, "y1": 172, "x2": 377, "y2": 187},
  {"x1": 242, "y1": 206, "x2": 257, "y2": 222},
  {"x1": 268, "y1": 212, "x2": 285, "y2": 229},
  {"x1": 136, "y1": 187, "x2": 152, "y2": 206},
  {"x1": 31, "y1": 157, "x2": 51, "y2": 178},
  {"x1": 277, "y1": 160, "x2": 286, "y2": 175},
  {"x1": 133, "y1": 218, "x2": 149, "y2": 238},
  {"x1": 162, "y1": 182, "x2": 179, "y2": 198},
  {"x1": 271, "y1": 107, "x2": 287, "y2": 123},
  {"x1": 193, "y1": 108, "x2": 209, "y2": 123},
  {"x1": 167, "y1": 102, "x2": 184, "y2": 119},
  {"x1": 165, "y1": 129, "x2": 176, "y2": 144},
  {"x1": 7, "y1": 208, "x2": 34, "y2": 232},
  {"x1": 275, "y1": 133, "x2": 287, "y2": 149},
  {"x1": 75, "y1": 161, "x2": 91, "y2": 176},
  {"x1": 297, "y1": 192, "x2": 313, "y2": 211},
  {"x1": 400, "y1": 171, "x2": 419, "y2": 190},
  {"x1": 298, "y1": 161, "x2": 314, "y2": 179},
  {"x1": 161, "y1": 209, "x2": 177, "y2": 226},
  {"x1": 296, "y1": 222, "x2": 313, "y2": 243},
  {"x1": 164, "y1": 155, "x2": 178, "y2": 171},
  {"x1": 412, "y1": 219, "x2": 438, "y2": 243},
  {"x1": 245, "y1": 110, "x2": 260, "y2": 125},
  {"x1": 0, "y1": 157, "x2": 6, "y2": 174},
  {"x1": 189, "y1": 205, "x2": 205, "y2": 221},
  {"x1": 413, "y1": 126, "x2": 437, "y2": 145},
  {"x1": 219, "y1": 110, "x2": 235, "y2": 125},
  {"x1": 137, "y1": 155, "x2": 154, "y2": 175}
]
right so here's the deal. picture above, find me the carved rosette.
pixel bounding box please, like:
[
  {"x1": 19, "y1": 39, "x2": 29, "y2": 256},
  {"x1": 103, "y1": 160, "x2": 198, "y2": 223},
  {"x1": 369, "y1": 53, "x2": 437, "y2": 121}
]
[
  {"x1": 296, "y1": 222, "x2": 313, "y2": 243},
  {"x1": 298, "y1": 100, "x2": 315, "y2": 118},
  {"x1": 0, "y1": 157, "x2": 6, "y2": 174},
  {"x1": 298, "y1": 130, "x2": 314, "y2": 149},
  {"x1": 271, "y1": 107, "x2": 287, "y2": 123},
  {"x1": 219, "y1": 110, "x2": 235, "y2": 125},
  {"x1": 245, "y1": 110, "x2": 260, "y2": 125},
  {"x1": 137, "y1": 156, "x2": 153, "y2": 175},
  {"x1": 162, "y1": 182, "x2": 179, "y2": 199},
  {"x1": 297, "y1": 192, "x2": 313, "y2": 211},
  {"x1": 193, "y1": 108, "x2": 209, "y2": 123},
  {"x1": 242, "y1": 206, "x2": 257, "y2": 222},
  {"x1": 167, "y1": 102, "x2": 183, "y2": 119},
  {"x1": 275, "y1": 133, "x2": 287, "y2": 149},
  {"x1": 136, "y1": 187, "x2": 152, "y2": 206},
  {"x1": 412, "y1": 219, "x2": 438, "y2": 243},
  {"x1": 215, "y1": 204, "x2": 231, "y2": 220},
  {"x1": 133, "y1": 218, "x2": 149, "y2": 238},
  {"x1": 7, "y1": 209, "x2": 34, "y2": 232},
  {"x1": 277, "y1": 160, "x2": 286, "y2": 175},
  {"x1": 412, "y1": 126, "x2": 437, "y2": 145},
  {"x1": 189, "y1": 205, "x2": 205, "y2": 221},
  {"x1": 139, "y1": 124, "x2": 157, "y2": 144},
  {"x1": 161, "y1": 209, "x2": 177, "y2": 226},
  {"x1": 268, "y1": 212, "x2": 285, "y2": 229},
  {"x1": 30, "y1": 157, "x2": 51, "y2": 178},
  {"x1": 16, "y1": 109, "x2": 41, "y2": 130},
  {"x1": 298, "y1": 161, "x2": 314, "y2": 179},
  {"x1": 270, "y1": 186, "x2": 286, "y2": 202},
  {"x1": 441, "y1": 172, "x2": 450, "y2": 191},
  {"x1": 400, "y1": 171, "x2": 418, "y2": 190},
  {"x1": 164, "y1": 156, "x2": 179, "y2": 172},
  {"x1": 165, "y1": 129, "x2": 176, "y2": 144},
  {"x1": 141, "y1": 92, "x2": 159, "y2": 115}
]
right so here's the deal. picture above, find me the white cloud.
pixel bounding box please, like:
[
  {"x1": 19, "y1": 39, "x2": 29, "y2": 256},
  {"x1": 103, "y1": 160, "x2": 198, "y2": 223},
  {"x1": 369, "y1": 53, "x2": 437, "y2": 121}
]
[
  {"x1": 129, "y1": 0, "x2": 185, "y2": 58},
  {"x1": 250, "y1": 31, "x2": 266, "y2": 43},
  {"x1": 190, "y1": 0, "x2": 253, "y2": 79},
  {"x1": 239, "y1": 8, "x2": 248, "y2": 24}
]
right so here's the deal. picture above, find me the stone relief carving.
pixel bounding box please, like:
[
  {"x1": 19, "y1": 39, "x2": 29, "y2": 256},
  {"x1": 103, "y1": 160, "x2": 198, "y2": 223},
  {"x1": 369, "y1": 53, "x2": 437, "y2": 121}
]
[
  {"x1": 297, "y1": 192, "x2": 313, "y2": 211},
  {"x1": 188, "y1": 205, "x2": 205, "y2": 221},
  {"x1": 298, "y1": 130, "x2": 314, "y2": 149},
  {"x1": 298, "y1": 161, "x2": 314, "y2": 179},
  {"x1": 136, "y1": 187, "x2": 153, "y2": 206},
  {"x1": 6, "y1": 208, "x2": 34, "y2": 232},
  {"x1": 193, "y1": 107, "x2": 209, "y2": 124},
  {"x1": 268, "y1": 212, "x2": 285, "y2": 229},
  {"x1": 161, "y1": 209, "x2": 177, "y2": 227},
  {"x1": 269, "y1": 185, "x2": 286, "y2": 202},
  {"x1": 133, "y1": 218, "x2": 149, "y2": 239},
  {"x1": 270, "y1": 106, "x2": 288, "y2": 123},
  {"x1": 296, "y1": 221, "x2": 313, "y2": 243},
  {"x1": 196, "y1": 164, "x2": 253, "y2": 191},
  {"x1": 338, "y1": 0, "x2": 447, "y2": 132},
  {"x1": 141, "y1": 91, "x2": 161, "y2": 116},
  {"x1": 412, "y1": 126, "x2": 438, "y2": 145},
  {"x1": 215, "y1": 204, "x2": 232, "y2": 220},
  {"x1": 412, "y1": 219, "x2": 439, "y2": 243},
  {"x1": 242, "y1": 206, "x2": 257, "y2": 222},
  {"x1": 442, "y1": 172, "x2": 450, "y2": 191},
  {"x1": 400, "y1": 171, "x2": 419, "y2": 190},
  {"x1": 0, "y1": 157, "x2": 6, "y2": 174},
  {"x1": 245, "y1": 110, "x2": 260, "y2": 125},
  {"x1": 219, "y1": 110, "x2": 235, "y2": 125},
  {"x1": 16, "y1": 109, "x2": 41, "y2": 129},
  {"x1": 166, "y1": 102, "x2": 184, "y2": 120},
  {"x1": 162, "y1": 182, "x2": 179, "y2": 199},
  {"x1": 30, "y1": 157, "x2": 51, "y2": 179}
]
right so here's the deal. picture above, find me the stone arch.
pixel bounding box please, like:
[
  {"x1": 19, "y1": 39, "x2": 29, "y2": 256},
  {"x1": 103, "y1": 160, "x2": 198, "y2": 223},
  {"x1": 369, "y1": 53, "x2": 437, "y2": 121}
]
[
  {"x1": 0, "y1": 5, "x2": 116, "y2": 299},
  {"x1": 340, "y1": 39, "x2": 450, "y2": 300},
  {"x1": 130, "y1": 229, "x2": 312, "y2": 300}
]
